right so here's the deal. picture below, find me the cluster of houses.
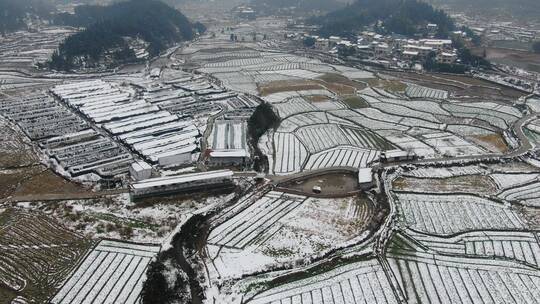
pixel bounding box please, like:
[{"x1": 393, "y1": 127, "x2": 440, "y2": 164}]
[{"x1": 308, "y1": 31, "x2": 458, "y2": 65}]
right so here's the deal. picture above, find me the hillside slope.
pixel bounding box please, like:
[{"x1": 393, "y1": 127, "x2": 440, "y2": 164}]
[{"x1": 49, "y1": 0, "x2": 200, "y2": 71}]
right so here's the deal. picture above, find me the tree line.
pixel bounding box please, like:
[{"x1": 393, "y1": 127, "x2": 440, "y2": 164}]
[{"x1": 48, "y1": 0, "x2": 202, "y2": 71}]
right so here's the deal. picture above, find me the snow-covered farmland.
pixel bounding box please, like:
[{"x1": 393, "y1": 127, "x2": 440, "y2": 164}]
[
  {"x1": 395, "y1": 193, "x2": 525, "y2": 234},
  {"x1": 51, "y1": 240, "x2": 160, "y2": 304},
  {"x1": 208, "y1": 191, "x2": 307, "y2": 249},
  {"x1": 406, "y1": 229, "x2": 540, "y2": 267},
  {"x1": 304, "y1": 147, "x2": 380, "y2": 171},
  {"x1": 206, "y1": 190, "x2": 375, "y2": 280},
  {"x1": 247, "y1": 258, "x2": 398, "y2": 304},
  {"x1": 387, "y1": 232, "x2": 540, "y2": 304},
  {"x1": 405, "y1": 84, "x2": 448, "y2": 99}
]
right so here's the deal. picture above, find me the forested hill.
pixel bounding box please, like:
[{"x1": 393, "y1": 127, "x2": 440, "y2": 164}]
[
  {"x1": 429, "y1": 0, "x2": 540, "y2": 19},
  {"x1": 311, "y1": 0, "x2": 455, "y2": 38},
  {"x1": 49, "y1": 0, "x2": 202, "y2": 71},
  {"x1": 250, "y1": 0, "x2": 345, "y2": 15},
  {"x1": 0, "y1": 0, "x2": 54, "y2": 34}
]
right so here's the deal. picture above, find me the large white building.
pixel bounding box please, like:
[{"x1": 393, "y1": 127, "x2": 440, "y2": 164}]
[
  {"x1": 130, "y1": 169, "x2": 234, "y2": 199},
  {"x1": 207, "y1": 120, "x2": 250, "y2": 166}
]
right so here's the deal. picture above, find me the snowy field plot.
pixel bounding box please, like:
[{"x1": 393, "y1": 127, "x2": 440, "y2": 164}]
[
  {"x1": 247, "y1": 258, "x2": 398, "y2": 304},
  {"x1": 207, "y1": 191, "x2": 307, "y2": 249},
  {"x1": 498, "y1": 180, "x2": 540, "y2": 205},
  {"x1": 51, "y1": 240, "x2": 160, "y2": 304},
  {"x1": 272, "y1": 97, "x2": 317, "y2": 118},
  {"x1": 304, "y1": 147, "x2": 380, "y2": 171},
  {"x1": 387, "y1": 234, "x2": 540, "y2": 304},
  {"x1": 422, "y1": 132, "x2": 486, "y2": 156},
  {"x1": 405, "y1": 85, "x2": 448, "y2": 99},
  {"x1": 441, "y1": 103, "x2": 519, "y2": 130},
  {"x1": 402, "y1": 166, "x2": 487, "y2": 178},
  {"x1": 206, "y1": 196, "x2": 374, "y2": 280},
  {"x1": 406, "y1": 229, "x2": 540, "y2": 267},
  {"x1": 395, "y1": 193, "x2": 525, "y2": 235},
  {"x1": 490, "y1": 173, "x2": 540, "y2": 189},
  {"x1": 296, "y1": 124, "x2": 351, "y2": 153},
  {"x1": 385, "y1": 133, "x2": 436, "y2": 157},
  {"x1": 273, "y1": 132, "x2": 309, "y2": 175}
]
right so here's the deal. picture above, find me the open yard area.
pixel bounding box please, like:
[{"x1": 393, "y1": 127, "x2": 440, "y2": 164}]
[{"x1": 279, "y1": 172, "x2": 360, "y2": 196}]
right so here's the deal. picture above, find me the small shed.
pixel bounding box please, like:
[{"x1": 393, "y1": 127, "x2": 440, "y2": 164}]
[
  {"x1": 358, "y1": 168, "x2": 374, "y2": 190},
  {"x1": 129, "y1": 161, "x2": 152, "y2": 181}
]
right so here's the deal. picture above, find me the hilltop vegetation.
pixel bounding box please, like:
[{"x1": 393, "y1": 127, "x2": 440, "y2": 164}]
[
  {"x1": 429, "y1": 0, "x2": 540, "y2": 19},
  {"x1": 0, "y1": 0, "x2": 54, "y2": 35},
  {"x1": 49, "y1": 0, "x2": 201, "y2": 71},
  {"x1": 250, "y1": 0, "x2": 345, "y2": 15},
  {"x1": 311, "y1": 0, "x2": 455, "y2": 38}
]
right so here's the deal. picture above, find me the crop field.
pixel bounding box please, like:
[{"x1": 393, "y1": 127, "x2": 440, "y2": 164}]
[
  {"x1": 206, "y1": 190, "x2": 375, "y2": 280},
  {"x1": 0, "y1": 115, "x2": 39, "y2": 168},
  {"x1": 394, "y1": 193, "x2": 525, "y2": 235},
  {"x1": 405, "y1": 85, "x2": 448, "y2": 99},
  {"x1": 304, "y1": 147, "x2": 380, "y2": 171},
  {"x1": 0, "y1": 208, "x2": 91, "y2": 303},
  {"x1": 208, "y1": 191, "x2": 307, "y2": 249},
  {"x1": 246, "y1": 258, "x2": 398, "y2": 304},
  {"x1": 405, "y1": 229, "x2": 540, "y2": 267},
  {"x1": 387, "y1": 232, "x2": 540, "y2": 304},
  {"x1": 51, "y1": 240, "x2": 160, "y2": 304},
  {"x1": 392, "y1": 175, "x2": 498, "y2": 194}
]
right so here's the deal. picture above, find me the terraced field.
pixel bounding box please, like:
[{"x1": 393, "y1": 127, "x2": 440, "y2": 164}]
[{"x1": 0, "y1": 208, "x2": 92, "y2": 303}]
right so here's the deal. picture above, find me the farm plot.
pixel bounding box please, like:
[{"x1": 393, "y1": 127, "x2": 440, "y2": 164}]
[
  {"x1": 498, "y1": 180, "x2": 540, "y2": 206},
  {"x1": 296, "y1": 124, "x2": 351, "y2": 153},
  {"x1": 246, "y1": 258, "x2": 398, "y2": 304},
  {"x1": 394, "y1": 193, "x2": 525, "y2": 235},
  {"x1": 272, "y1": 97, "x2": 317, "y2": 118},
  {"x1": 206, "y1": 191, "x2": 375, "y2": 280},
  {"x1": 304, "y1": 147, "x2": 380, "y2": 171},
  {"x1": 393, "y1": 175, "x2": 498, "y2": 194},
  {"x1": 208, "y1": 191, "x2": 307, "y2": 249},
  {"x1": 402, "y1": 165, "x2": 488, "y2": 178},
  {"x1": 387, "y1": 232, "x2": 540, "y2": 304},
  {"x1": 273, "y1": 132, "x2": 309, "y2": 175},
  {"x1": 441, "y1": 103, "x2": 518, "y2": 130},
  {"x1": 405, "y1": 84, "x2": 448, "y2": 99},
  {"x1": 51, "y1": 240, "x2": 160, "y2": 304},
  {"x1": 421, "y1": 132, "x2": 487, "y2": 156},
  {"x1": 0, "y1": 116, "x2": 39, "y2": 168},
  {"x1": 405, "y1": 228, "x2": 540, "y2": 267},
  {"x1": 385, "y1": 133, "x2": 436, "y2": 157},
  {"x1": 490, "y1": 173, "x2": 540, "y2": 189},
  {"x1": 0, "y1": 208, "x2": 91, "y2": 304}
]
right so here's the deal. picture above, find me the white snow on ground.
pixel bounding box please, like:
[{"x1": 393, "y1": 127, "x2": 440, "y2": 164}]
[
  {"x1": 205, "y1": 192, "x2": 373, "y2": 281},
  {"x1": 490, "y1": 173, "x2": 539, "y2": 189},
  {"x1": 248, "y1": 258, "x2": 398, "y2": 304},
  {"x1": 26, "y1": 193, "x2": 229, "y2": 244},
  {"x1": 51, "y1": 240, "x2": 160, "y2": 304}
]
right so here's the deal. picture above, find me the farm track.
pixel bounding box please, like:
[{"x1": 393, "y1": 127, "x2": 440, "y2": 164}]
[{"x1": 0, "y1": 189, "x2": 128, "y2": 203}]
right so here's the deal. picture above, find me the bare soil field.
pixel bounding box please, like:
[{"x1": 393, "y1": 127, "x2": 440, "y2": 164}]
[
  {"x1": 0, "y1": 165, "x2": 91, "y2": 200},
  {"x1": 0, "y1": 208, "x2": 92, "y2": 304},
  {"x1": 472, "y1": 47, "x2": 540, "y2": 73},
  {"x1": 393, "y1": 175, "x2": 498, "y2": 194},
  {"x1": 342, "y1": 96, "x2": 369, "y2": 108},
  {"x1": 468, "y1": 134, "x2": 509, "y2": 153}
]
